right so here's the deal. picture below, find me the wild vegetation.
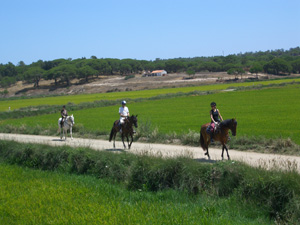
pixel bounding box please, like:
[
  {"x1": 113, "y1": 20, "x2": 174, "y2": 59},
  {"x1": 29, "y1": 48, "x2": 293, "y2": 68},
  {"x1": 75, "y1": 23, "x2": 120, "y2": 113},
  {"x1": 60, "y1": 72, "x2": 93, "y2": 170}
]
[
  {"x1": 1, "y1": 47, "x2": 300, "y2": 88},
  {"x1": 0, "y1": 162, "x2": 272, "y2": 225},
  {"x1": 0, "y1": 140, "x2": 299, "y2": 224}
]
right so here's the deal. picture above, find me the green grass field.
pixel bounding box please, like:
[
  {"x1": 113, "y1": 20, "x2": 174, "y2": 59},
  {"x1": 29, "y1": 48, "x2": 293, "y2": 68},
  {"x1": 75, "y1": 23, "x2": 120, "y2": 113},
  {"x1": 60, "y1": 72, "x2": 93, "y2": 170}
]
[
  {"x1": 1, "y1": 77, "x2": 299, "y2": 112},
  {"x1": 2, "y1": 84, "x2": 300, "y2": 144},
  {"x1": 0, "y1": 162, "x2": 272, "y2": 224}
]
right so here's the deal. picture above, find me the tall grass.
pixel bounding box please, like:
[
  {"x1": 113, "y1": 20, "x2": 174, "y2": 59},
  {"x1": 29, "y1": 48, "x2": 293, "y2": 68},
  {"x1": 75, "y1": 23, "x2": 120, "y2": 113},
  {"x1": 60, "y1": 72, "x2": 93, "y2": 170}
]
[
  {"x1": 0, "y1": 162, "x2": 272, "y2": 224},
  {"x1": 0, "y1": 140, "x2": 299, "y2": 223}
]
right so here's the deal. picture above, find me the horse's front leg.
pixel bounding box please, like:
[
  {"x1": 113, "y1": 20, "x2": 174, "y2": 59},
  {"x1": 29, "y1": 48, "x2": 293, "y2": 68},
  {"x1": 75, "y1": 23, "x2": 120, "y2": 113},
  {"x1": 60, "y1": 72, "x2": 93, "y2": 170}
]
[
  {"x1": 121, "y1": 133, "x2": 126, "y2": 149},
  {"x1": 70, "y1": 127, "x2": 73, "y2": 140},
  {"x1": 204, "y1": 147, "x2": 210, "y2": 160},
  {"x1": 129, "y1": 134, "x2": 133, "y2": 149},
  {"x1": 224, "y1": 144, "x2": 230, "y2": 160},
  {"x1": 221, "y1": 145, "x2": 225, "y2": 160},
  {"x1": 64, "y1": 129, "x2": 67, "y2": 141},
  {"x1": 128, "y1": 133, "x2": 133, "y2": 149},
  {"x1": 113, "y1": 132, "x2": 117, "y2": 148}
]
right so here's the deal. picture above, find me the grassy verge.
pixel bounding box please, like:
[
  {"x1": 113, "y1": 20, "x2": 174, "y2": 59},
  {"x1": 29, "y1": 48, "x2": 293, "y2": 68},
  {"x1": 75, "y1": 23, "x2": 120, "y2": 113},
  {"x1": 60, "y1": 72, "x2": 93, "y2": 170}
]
[
  {"x1": 0, "y1": 140, "x2": 300, "y2": 223},
  {"x1": 0, "y1": 163, "x2": 271, "y2": 225}
]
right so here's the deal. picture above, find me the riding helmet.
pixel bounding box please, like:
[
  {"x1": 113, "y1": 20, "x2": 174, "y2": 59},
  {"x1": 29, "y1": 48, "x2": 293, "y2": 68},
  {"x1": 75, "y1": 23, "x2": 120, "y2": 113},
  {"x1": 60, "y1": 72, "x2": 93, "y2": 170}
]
[
  {"x1": 122, "y1": 100, "x2": 126, "y2": 105},
  {"x1": 210, "y1": 102, "x2": 216, "y2": 107}
]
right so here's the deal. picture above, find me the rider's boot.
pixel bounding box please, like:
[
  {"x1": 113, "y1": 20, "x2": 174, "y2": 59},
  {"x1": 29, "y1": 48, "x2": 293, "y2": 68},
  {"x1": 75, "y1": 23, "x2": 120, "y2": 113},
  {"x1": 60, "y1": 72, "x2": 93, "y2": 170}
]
[{"x1": 210, "y1": 133, "x2": 214, "y2": 143}]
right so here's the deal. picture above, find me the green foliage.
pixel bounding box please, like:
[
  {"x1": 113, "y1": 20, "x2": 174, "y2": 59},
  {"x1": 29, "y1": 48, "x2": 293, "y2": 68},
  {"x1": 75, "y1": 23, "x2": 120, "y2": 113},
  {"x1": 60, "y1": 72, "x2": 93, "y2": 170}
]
[
  {"x1": 227, "y1": 67, "x2": 245, "y2": 78},
  {"x1": 0, "y1": 162, "x2": 273, "y2": 224},
  {"x1": 263, "y1": 58, "x2": 292, "y2": 75},
  {"x1": 0, "y1": 76, "x2": 16, "y2": 88},
  {"x1": 23, "y1": 67, "x2": 44, "y2": 87},
  {"x1": 124, "y1": 74, "x2": 135, "y2": 80},
  {"x1": 0, "y1": 140, "x2": 300, "y2": 223},
  {"x1": 186, "y1": 68, "x2": 195, "y2": 76},
  {"x1": 291, "y1": 58, "x2": 300, "y2": 73},
  {"x1": 77, "y1": 65, "x2": 97, "y2": 82},
  {"x1": 0, "y1": 89, "x2": 9, "y2": 96},
  {"x1": 249, "y1": 63, "x2": 263, "y2": 75}
]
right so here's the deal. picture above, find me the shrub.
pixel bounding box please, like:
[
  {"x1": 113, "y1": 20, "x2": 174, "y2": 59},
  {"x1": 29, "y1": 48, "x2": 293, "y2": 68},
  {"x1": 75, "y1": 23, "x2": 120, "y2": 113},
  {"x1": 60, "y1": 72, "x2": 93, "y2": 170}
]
[
  {"x1": 124, "y1": 75, "x2": 135, "y2": 80},
  {"x1": 0, "y1": 140, "x2": 300, "y2": 222}
]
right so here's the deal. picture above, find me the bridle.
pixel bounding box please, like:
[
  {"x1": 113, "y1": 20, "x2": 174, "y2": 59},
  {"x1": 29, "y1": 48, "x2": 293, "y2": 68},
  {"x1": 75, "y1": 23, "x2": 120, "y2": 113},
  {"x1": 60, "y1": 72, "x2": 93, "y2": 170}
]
[{"x1": 64, "y1": 116, "x2": 74, "y2": 127}]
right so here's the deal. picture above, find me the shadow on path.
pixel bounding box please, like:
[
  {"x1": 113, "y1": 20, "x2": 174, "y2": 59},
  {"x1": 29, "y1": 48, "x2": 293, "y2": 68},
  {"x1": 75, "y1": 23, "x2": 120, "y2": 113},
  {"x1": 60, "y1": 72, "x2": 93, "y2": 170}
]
[
  {"x1": 52, "y1": 139, "x2": 64, "y2": 142},
  {"x1": 194, "y1": 158, "x2": 218, "y2": 164},
  {"x1": 105, "y1": 148, "x2": 125, "y2": 152}
]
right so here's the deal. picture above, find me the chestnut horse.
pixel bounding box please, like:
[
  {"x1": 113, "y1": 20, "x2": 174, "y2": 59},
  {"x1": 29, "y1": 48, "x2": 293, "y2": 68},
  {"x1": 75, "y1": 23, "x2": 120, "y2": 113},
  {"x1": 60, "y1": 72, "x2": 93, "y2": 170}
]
[
  {"x1": 109, "y1": 115, "x2": 138, "y2": 149},
  {"x1": 200, "y1": 118, "x2": 237, "y2": 160}
]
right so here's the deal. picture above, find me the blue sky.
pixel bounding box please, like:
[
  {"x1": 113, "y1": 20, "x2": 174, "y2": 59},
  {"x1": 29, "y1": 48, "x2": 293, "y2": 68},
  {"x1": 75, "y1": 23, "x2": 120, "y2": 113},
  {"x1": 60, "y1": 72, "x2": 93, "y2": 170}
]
[{"x1": 1, "y1": 0, "x2": 299, "y2": 65}]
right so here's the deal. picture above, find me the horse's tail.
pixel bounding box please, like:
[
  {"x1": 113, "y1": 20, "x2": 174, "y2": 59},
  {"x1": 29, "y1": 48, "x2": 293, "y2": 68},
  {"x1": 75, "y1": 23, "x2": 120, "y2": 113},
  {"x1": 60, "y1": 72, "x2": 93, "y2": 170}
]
[
  {"x1": 200, "y1": 131, "x2": 206, "y2": 151},
  {"x1": 109, "y1": 122, "x2": 117, "y2": 142},
  {"x1": 109, "y1": 127, "x2": 114, "y2": 142}
]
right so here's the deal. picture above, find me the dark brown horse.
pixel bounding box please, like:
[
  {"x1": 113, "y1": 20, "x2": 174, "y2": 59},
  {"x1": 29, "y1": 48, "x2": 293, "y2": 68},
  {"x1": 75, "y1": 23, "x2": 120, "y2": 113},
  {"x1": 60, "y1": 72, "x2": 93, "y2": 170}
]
[
  {"x1": 109, "y1": 115, "x2": 138, "y2": 149},
  {"x1": 200, "y1": 118, "x2": 237, "y2": 160}
]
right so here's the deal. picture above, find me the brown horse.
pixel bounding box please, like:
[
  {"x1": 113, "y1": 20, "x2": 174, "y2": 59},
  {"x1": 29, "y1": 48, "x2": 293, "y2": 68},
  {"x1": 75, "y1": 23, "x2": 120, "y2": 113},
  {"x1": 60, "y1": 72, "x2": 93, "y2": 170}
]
[
  {"x1": 200, "y1": 118, "x2": 237, "y2": 160},
  {"x1": 109, "y1": 115, "x2": 138, "y2": 149}
]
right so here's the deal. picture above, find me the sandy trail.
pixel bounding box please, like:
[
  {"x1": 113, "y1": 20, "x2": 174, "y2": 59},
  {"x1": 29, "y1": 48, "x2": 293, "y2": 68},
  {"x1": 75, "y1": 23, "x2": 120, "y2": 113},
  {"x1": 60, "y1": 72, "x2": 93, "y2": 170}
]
[{"x1": 0, "y1": 133, "x2": 299, "y2": 173}]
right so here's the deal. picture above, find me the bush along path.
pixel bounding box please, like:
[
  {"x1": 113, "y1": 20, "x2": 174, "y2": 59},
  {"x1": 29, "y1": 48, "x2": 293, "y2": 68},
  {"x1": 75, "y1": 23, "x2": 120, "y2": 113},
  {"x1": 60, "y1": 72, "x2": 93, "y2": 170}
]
[{"x1": 0, "y1": 139, "x2": 299, "y2": 223}]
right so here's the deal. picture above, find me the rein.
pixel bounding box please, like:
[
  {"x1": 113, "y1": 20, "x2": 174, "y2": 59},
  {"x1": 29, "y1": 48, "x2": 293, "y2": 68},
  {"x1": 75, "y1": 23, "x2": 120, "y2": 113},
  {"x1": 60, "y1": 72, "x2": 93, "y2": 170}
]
[{"x1": 64, "y1": 117, "x2": 73, "y2": 127}]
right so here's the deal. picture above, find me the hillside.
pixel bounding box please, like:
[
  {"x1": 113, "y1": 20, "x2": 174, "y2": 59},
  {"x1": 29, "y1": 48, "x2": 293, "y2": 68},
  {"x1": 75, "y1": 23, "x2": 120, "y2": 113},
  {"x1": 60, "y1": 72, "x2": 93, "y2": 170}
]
[{"x1": 0, "y1": 71, "x2": 292, "y2": 98}]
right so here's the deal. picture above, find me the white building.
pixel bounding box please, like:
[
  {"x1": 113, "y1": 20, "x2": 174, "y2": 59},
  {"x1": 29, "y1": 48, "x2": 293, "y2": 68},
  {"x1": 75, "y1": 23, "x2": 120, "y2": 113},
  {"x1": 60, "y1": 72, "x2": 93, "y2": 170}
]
[{"x1": 151, "y1": 70, "x2": 167, "y2": 76}]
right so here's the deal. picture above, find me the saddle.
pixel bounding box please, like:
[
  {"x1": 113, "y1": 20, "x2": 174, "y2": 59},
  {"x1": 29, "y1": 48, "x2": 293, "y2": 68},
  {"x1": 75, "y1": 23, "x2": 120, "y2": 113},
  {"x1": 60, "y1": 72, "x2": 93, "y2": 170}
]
[
  {"x1": 61, "y1": 116, "x2": 66, "y2": 128},
  {"x1": 206, "y1": 122, "x2": 220, "y2": 134}
]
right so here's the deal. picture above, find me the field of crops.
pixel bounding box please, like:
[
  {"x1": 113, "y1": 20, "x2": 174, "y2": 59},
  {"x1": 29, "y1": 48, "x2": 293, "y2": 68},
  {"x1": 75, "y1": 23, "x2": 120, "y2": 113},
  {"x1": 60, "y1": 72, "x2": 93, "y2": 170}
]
[
  {"x1": 2, "y1": 84, "x2": 300, "y2": 144},
  {"x1": 1, "y1": 77, "x2": 299, "y2": 112}
]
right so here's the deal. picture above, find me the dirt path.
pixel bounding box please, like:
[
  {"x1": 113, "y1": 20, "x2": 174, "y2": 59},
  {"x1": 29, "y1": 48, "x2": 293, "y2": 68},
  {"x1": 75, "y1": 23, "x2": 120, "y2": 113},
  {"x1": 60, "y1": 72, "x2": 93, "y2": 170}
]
[{"x1": 0, "y1": 133, "x2": 299, "y2": 173}]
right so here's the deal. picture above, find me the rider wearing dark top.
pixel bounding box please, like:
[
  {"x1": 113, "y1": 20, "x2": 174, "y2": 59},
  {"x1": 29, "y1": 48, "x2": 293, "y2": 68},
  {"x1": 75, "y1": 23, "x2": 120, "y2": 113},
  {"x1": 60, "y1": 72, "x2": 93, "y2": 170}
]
[
  {"x1": 211, "y1": 109, "x2": 220, "y2": 123},
  {"x1": 60, "y1": 105, "x2": 68, "y2": 127},
  {"x1": 209, "y1": 102, "x2": 223, "y2": 142}
]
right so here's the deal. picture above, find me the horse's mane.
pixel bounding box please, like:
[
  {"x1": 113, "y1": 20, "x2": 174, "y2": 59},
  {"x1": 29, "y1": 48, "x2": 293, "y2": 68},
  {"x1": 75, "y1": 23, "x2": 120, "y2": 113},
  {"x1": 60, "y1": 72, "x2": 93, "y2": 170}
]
[{"x1": 220, "y1": 119, "x2": 234, "y2": 128}]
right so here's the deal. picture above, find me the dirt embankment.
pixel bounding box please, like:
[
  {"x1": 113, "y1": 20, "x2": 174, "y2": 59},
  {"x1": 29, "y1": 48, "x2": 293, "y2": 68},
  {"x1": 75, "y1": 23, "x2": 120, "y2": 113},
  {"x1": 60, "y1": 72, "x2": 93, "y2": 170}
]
[{"x1": 1, "y1": 72, "x2": 276, "y2": 98}]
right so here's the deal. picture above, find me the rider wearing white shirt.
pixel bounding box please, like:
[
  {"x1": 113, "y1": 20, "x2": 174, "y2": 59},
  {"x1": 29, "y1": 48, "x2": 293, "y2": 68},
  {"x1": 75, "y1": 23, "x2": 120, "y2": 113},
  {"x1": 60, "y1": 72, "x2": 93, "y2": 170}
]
[{"x1": 119, "y1": 100, "x2": 129, "y2": 132}]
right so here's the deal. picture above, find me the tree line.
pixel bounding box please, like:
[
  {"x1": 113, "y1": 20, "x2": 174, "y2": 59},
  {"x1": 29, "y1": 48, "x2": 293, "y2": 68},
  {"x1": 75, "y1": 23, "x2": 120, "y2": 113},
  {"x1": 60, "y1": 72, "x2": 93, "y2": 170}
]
[{"x1": 1, "y1": 47, "x2": 300, "y2": 88}]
